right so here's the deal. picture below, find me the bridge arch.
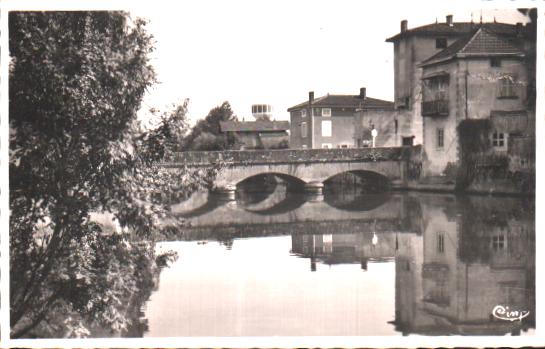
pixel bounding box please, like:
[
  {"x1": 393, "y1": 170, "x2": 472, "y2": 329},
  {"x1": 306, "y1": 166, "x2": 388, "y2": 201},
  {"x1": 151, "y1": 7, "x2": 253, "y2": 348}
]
[
  {"x1": 234, "y1": 172, "x2": 307, "y2": 188},
  {"x1": 323, "y1": 170, "x2": 390, "y2": 190}
]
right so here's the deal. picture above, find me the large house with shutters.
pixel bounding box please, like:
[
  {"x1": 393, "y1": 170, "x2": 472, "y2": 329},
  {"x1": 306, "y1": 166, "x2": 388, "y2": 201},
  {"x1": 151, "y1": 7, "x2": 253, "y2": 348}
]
[
  {"x1": 386, "y1": 14, "x2": 536, "y2": 178},
  {"x1": 287, "y1": 88, "x2": 398, "y2": 149}
]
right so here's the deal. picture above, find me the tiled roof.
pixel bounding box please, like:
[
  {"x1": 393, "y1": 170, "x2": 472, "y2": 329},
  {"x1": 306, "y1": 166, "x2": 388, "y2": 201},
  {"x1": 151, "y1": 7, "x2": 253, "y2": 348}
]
[
  {"x1": 420, "y1": 27, "x2": 526, "y2": 66},
  {"x1": 219, "y1": 120, "x2": 290, "y2": 132},
  {"x1": 386, "y1": 22, "x2": 521, "y2": 42},
  {"x1": 287, "y1": 95, "x2": 394, "y2": 111}
]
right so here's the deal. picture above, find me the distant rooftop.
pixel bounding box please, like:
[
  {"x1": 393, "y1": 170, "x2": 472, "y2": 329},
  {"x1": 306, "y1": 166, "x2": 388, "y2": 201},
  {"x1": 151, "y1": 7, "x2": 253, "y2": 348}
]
[
  {"x1": 287, "y1": 94, "x2": 394, "y2": 112},
  {"x1": 386, "y1": 20, "x2": 524, "y2": 42},
  {"x1": 220, "y1": 120, "x2": 290, "y2": 132},
  {"x1": 420, "y1": 26, "x2": 526, "y2": 67}
]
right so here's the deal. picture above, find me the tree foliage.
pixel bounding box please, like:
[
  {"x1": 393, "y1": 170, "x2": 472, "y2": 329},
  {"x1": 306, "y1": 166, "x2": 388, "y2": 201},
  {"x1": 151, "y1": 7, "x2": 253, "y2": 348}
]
[
  {"x1": 183, "y1": 101, "x2": 238, "y2": 150},
  {"x1": 9, "y1": 11, "x2": 215, "y2": 338}
]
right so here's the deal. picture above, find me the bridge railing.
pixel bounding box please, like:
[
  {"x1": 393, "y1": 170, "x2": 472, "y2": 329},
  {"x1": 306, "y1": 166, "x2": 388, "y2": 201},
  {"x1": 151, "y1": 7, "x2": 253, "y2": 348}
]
[{"x1": 164, "y1": 146, "x2": 421, "y2": 165}]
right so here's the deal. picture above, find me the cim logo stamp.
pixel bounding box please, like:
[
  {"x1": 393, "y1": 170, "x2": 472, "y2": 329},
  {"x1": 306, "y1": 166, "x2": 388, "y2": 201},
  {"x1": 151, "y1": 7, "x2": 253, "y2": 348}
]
[{"x1": 492, "y1": 305, "x2": 530, "y2": 322}]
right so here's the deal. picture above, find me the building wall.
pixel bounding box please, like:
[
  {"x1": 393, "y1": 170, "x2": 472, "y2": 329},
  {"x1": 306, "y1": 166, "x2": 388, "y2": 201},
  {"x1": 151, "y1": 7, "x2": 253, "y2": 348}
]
[
  {"x1": 394, "y1": 36, "x2": 462, "y2": 145},
  {"x1": 421, "y1": 61, "x2": 460, "y2": 175},
  {"x1": 289, "y1": 109, "x2": 312, "y2": 149},
  {"x1": 290, "y1": 107, "x2": 358, "y2": 149},
  {"x1": 314, "y1": 115, "x2": 354, "y2": 148},
  {"x1": 421, "y1": 57, "x2": 530, "y2": 176},
  {"x1": 234, "y1": 131, "x2": 289, "y2": 150},
  {"x1": 354, "y1": 109, "x2": 407, "y2": 147},
  {"x1": 465, "y1": 58, "x2": 528, "y2": 119}
]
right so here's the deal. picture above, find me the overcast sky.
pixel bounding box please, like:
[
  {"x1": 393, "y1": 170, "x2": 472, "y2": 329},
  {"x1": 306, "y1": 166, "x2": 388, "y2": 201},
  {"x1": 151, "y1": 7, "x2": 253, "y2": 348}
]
[
  {"x1": 2, "y1": 0, "x2": 531, "y2": 125},
  {"x1": 129, "y1": 1, "x2": 530, "y2": 125}
]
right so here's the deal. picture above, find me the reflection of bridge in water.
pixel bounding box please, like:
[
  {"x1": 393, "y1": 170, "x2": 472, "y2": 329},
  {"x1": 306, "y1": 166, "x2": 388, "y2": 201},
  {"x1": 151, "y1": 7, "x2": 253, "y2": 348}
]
[
  {"x1": 159, "y1": 192, "x2": 535, "y2": 337},
  {"x1": 162, "y1": 189, "x2": 420, "y2": 240}
]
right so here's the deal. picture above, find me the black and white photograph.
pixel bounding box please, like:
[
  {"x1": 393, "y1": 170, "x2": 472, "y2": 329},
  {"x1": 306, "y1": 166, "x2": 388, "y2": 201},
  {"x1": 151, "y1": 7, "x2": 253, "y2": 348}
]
[{"x1": 0, "y1": 0, "x2": 542, "y2": 347}]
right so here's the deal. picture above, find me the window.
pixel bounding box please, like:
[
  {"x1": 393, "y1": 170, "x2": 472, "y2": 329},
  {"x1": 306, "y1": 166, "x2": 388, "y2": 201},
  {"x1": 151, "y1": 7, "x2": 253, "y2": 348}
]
[
  {"x1": 498, "y1": 76, "x2": 517, "y2": 98},
  {"x1": 490, "y1": 57, "x2": 502, "y2": 68},
  {"x1": 492, "y1": 132, "x2": 506, "y2": 148},
  {"x1": 340, "y1": 144, "x2": 349, "y2": 148},
  {"x1": 422, "y1": 74, "x2": 449, "y2": 116},
  {"x1": 321, "y1": 120, "x2": 332, "y2": 137},
  {"x1": 436, "y1": 37, "x2": 447, "y2": 49},
  {"x1": 394, "y1": 119, "x2": 398, "y2": 135},
  {"x1": 437, "y1": 233, "x2": 445, "y2": 253},
  {"x1": 437, "y1": 128, "x2": 444, "y2": 148},
  {"x1": 322, "y1": 108, "x2": 331, "y2": 117},
  {"x1": 313, "y1": 108, "x2": 321, "y2": 117},
  {"x1": 301, "y1": 109, "x2": 307, "y2": 117},
  {"x1": 492, "y1": 235, "x2": 506, "y2": 251},
  {"x1": 302, "y1": 144, "x2": 307, "y2": 149},
  {"x1": 322, "y1": 143, "x2": 332, "y2": 149},
  {"x1": 301, "y1": 122, "x2": 308, "y2": 138},
  {"x1": 402, "y1": 136, "x2": 414, "y2": 146}
]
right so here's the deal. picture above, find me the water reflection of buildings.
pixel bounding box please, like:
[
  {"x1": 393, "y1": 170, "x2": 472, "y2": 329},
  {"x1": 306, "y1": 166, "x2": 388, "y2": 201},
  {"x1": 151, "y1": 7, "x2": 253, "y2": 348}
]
[
  {"x1": 291, "y1": 232, "x2": 398, "y2": 271},
  {"x1": 290, "y1": 194, "x2": 535, "y2": 336}
]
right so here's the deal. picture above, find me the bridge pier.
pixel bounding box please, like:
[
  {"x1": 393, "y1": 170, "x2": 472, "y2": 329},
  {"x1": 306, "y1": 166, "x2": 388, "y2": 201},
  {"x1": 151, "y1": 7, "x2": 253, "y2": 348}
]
[
  {"x1": 303, "y1": 181, "x2": 324, "y2": 195},
  {"x1": 212, "y1": 184, "x2": 236, "y2": 201}
]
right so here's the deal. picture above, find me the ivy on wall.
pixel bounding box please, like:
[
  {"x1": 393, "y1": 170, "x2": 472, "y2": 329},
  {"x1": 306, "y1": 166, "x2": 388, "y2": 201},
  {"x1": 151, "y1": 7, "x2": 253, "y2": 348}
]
[{"x1": 456, "y1": 119, "x2": 492, "y2": 191}]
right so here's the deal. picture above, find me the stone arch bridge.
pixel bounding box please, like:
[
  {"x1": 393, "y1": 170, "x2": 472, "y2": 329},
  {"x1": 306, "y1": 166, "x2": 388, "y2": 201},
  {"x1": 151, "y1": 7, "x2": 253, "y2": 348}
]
[{"x1": 162, "y1": 146, "x2": 421, "y2": 194}]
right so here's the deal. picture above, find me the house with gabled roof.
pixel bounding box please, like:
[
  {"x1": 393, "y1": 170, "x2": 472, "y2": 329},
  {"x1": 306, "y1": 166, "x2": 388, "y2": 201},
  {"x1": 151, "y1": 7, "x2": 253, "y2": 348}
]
[
  {"x1": 219, "y1": 120, "x2": 290, "y2": 150},
  {"x1": 417, "y1": 25, "x2": 534, "y2": 176},
  {"x1": 287, "y1": 87, "x2": 398, "y2": 149},
  {"x1": 386, "y1": 14, "x2": 535, "y2": 184},
  {"x1": 385, "y1": 15, "x2": 532, "y2": 147}
]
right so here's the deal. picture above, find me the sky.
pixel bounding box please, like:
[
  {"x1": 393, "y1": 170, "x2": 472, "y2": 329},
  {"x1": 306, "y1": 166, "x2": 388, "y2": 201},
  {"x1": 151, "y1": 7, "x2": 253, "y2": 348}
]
[
  {"x1": 0, "y1": 0, "x2": 532, "y2": 125},
  {"x1": 129, "y1": 1, "x2": 530, "y2": 125}
]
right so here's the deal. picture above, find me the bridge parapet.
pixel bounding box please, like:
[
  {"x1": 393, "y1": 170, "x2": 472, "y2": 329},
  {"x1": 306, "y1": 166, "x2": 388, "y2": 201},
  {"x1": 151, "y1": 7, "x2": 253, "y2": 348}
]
[{"x1": 168, "y1": 146, "x2": 420, "y2": 166}]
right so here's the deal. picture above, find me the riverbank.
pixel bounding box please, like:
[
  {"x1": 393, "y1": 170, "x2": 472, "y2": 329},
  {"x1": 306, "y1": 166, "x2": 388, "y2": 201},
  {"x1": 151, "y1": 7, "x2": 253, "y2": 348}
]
[{"x1": 393, "y1": 176, "x2": 535, "y2": 196}]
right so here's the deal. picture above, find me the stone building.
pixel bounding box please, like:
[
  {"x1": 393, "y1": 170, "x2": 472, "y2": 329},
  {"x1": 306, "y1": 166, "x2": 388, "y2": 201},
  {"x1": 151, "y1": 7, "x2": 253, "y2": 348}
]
[
  {"x1": 354, "y1": 105, "x2": 405, "y2": 147},
  {"x1": 219, "y1": 120, "x2": 290, "y2": 150},
  {"x1": 386, "y1": 15, "x2": 535, "y2": 179},
  {"x1": 419, "y1": 26, "x2": 533, "y2": 176},
  {"x1": 288, "y1": 88, "x2": 395, "y2": 149}
]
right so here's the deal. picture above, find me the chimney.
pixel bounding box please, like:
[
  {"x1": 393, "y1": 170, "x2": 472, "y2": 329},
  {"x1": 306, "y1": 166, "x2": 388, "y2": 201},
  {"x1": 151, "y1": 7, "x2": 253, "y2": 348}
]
[
  {"x1": 400, "y1": 20, "x2": 408, "y2": 32},
  {"x1": 308, "y1": 91, "x2": 314, "y2": 103},
  {"x1": 359, "y1": 87, "x2": 366, "y2": 99},
  {"x1": 516, "y1": 22, "x2": 523, "y2": 36},
  {"x1": 446, "y1": 14, "x2": 453, "y2": 26}
]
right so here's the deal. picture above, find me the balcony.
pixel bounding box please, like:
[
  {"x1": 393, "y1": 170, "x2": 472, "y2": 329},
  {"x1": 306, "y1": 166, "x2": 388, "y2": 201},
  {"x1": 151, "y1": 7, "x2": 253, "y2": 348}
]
[{"x1": 422, "y1": 99, "x2": 449, "y2": 117}]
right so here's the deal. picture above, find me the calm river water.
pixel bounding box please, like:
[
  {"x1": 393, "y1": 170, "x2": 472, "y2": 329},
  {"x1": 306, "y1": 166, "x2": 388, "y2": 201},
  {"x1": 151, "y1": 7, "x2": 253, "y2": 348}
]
[{"x1": 140, "y1": 179, "x2": 535, "y2": 337}]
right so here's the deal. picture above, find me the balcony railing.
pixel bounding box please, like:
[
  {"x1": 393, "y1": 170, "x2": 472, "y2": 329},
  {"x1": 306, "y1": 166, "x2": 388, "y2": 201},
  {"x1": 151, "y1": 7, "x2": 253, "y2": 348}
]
[{"x1": 422, "y1": 99, "x2": 449, "y2": 117}]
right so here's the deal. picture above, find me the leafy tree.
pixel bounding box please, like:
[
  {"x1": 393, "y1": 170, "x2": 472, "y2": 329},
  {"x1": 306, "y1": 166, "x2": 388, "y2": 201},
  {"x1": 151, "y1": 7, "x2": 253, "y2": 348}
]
[
  {"x1": 183, "y1": 101, "x2": 237, "y2": 150},
  {"x1": 9, "y1": 11, "x2": 215, "y2": 338},
  {"x1": 144, "y1": 99, "x2": 191, "y2": 158}
]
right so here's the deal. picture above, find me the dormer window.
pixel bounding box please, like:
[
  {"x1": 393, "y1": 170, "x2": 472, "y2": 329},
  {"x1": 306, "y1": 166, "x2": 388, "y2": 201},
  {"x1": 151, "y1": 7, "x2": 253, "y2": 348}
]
[{"x1": 436, "y1": 38, "x2": 447, "y2": 49}]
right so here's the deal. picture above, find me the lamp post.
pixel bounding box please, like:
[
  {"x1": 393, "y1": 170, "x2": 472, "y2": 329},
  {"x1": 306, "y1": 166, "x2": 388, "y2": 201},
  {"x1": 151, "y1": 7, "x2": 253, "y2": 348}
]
[{"x1": 371, "y1": 128, "x2": 378, "y2": 148}]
